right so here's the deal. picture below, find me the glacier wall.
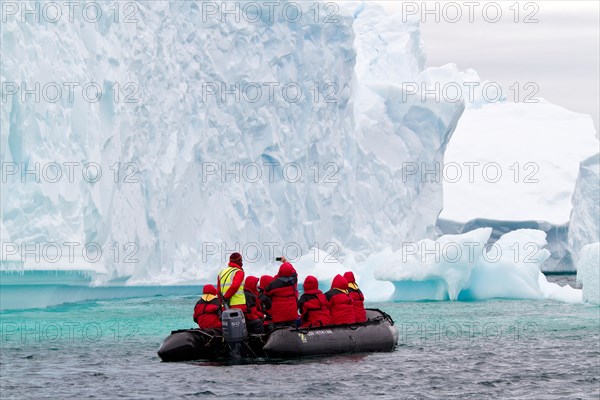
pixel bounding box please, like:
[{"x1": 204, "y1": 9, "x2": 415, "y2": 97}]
[{"x1": 1, "y1": 2, "x2": 463, "y2": 285}]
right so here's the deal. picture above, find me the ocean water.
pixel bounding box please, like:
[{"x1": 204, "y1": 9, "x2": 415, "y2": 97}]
[{"x1": 1, "y1": 276, "x2": 598, "y2": 400}]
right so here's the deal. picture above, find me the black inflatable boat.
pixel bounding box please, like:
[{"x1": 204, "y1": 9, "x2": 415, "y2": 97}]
[{"x1": 158, "y1": 309, "x2": 398, "y2": 362}]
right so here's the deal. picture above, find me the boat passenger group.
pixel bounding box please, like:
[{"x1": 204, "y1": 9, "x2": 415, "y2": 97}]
[{"x1": 193, "y1": 252, "x2": 367, "y2": 334}]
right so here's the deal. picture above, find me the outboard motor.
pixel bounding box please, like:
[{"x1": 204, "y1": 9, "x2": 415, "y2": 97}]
[{"x1": 221, "y1": 308, "x2": 247, "y2": 359}]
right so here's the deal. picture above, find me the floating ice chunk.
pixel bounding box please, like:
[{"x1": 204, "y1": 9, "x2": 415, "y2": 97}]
[
  {"x1": 375, "y1": 228, "x2": 491, "y2": 300},
  {"x1": 291, "y1": 248, "x2": 394, "y2": 301},
  {"x1": 374, "y1": 228, "x2": 581, "y2": 303},
  {"x1": 538, "y1": 273, "x2": 582, "y2": 304},
  {"x1": 294, "y1": 248, "x2": 347, "y2": 284}
]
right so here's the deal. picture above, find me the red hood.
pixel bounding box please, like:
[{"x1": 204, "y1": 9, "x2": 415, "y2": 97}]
[
  {"x1": 343, "y1": 271, "x2": 356, "y2": 284},
  {"x1": 202, "y1": 284, "x2": 217, "y2": 295},
  {"x1": 245, "y1": 276, "x2": 259, "y2": 294},
  {"x1": 331, "y1": 274, "x2": 348, "y2": 291},
  {"x1": 228, "y1": 262, "x2": 242, "y2": 269},
  {"x1": 303, "y1": 275, "x2": 319, "y2": 292},
  {"x1": 278, "y1": 262, "x2": 296, "y2": 277},
  {"x1": 259, "y1": 275, "x2": 273, "y2": 290}
]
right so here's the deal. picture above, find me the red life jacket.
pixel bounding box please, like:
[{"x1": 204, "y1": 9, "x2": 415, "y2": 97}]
[
  {"x1": 344, "y1": 272, "x2": 367, "y2": 323},
  {"x1": 325, "y1": 275, "x2": 356, "y2": 325},
  {"x1": 267, "y1": 263, "x2": 299, "y2": 324},
  {"x1": 298, "y1": 293, "x2": 332, "y2": 328},
  {"x1": 298, "y1": 275, "x2": 331, "y2": 328},
  {"x1": 347, "y1": 285, "x2": 367, "y2": 323},
  {"x1": 194, "y1": 294, "x2": 221, "y2": 329}
]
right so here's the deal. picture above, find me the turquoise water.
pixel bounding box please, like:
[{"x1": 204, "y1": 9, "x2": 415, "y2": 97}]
[{"x1": 1, "y1": 277, "x2": 599, "y2": 399}]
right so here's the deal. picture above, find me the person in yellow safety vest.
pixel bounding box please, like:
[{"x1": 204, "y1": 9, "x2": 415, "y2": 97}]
[{"x1": 217, "y1": 252, "x2": 246, "y2": 311}]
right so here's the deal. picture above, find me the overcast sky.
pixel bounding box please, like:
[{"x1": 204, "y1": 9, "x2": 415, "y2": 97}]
[{"x1": 379, "y1": 1, "x2": 599, "y2": 132}]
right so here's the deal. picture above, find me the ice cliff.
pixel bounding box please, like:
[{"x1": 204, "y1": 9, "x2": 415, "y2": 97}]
[
  {"x1": 568, "y1": 153, "x2": 600, "y2": 264},
  {"x1": 1, "y1": 2, "x2": 463, "y2": 284},
  {"x1": 576, "y1": 242, "x2": 600, "y2": 305}
]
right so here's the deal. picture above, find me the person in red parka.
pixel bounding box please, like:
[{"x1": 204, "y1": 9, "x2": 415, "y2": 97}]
[
  {"x1": 298, "y1": 275, "x2": 331, "y2": 328},
  {"x1": 325, "y1": 274, "x2": 356, "y2": 325},
  {"x1": 266, "y1": 258, "x2": 299, "y2": 327},
  {"x1": 258, "y1": 275, "x2": 274, "y2": 331},
  {"x1": 193, "y1": 284, "x2": 222, "y2": 331},
  {"x1": 343, "y1": 271, "x2": 367, "y2": 323},
  {"x1": 244, "y1": 276, "x2": 264, "y2": 334}
]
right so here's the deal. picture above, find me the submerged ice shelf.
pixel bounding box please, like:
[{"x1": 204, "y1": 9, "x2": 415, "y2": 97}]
[{"x1": 0, "y1": 282, "x2": 200, "y2": 311}]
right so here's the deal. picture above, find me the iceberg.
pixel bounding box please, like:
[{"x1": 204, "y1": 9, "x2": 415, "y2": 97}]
[
  {"x1": 568, "y1": 154, "x2": 600, "y2": 264},
  {"x1": 576, "y1": 242, "x2": 600, "y2": 305},
  {"x1": 374, "y1": 228, "x2": 581, "y2": 303},
  {"x1": 438, "y1": 100, "x2": 599, "y2": 271},
  {"x1": 0, "y1": 1, "x2": 594, "y2": 303},
  {"x1": 440, "y1": 100, "x2": 598, "y2": 225},
  {"x1": 1, "y1": 2, "x2": 464, "y2": 284}
]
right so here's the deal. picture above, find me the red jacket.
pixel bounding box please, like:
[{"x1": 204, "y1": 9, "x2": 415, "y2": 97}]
[
  {"x1": 217, "y1": 262, "x2": 246, "y2": 311},
  {"x1": 343, "y1": 271, "x2": 367, "y2": 323},
  {"x1": 193, "y1": 284, "x2": 222, "y2": 330},
  {"x1": 267, "y1": 263, "x2": 299, "y2": 324},
  {"x1": 258, "y1": 275, "x2": 274, "y2": 323},
  {"x1": 244, "y1": 276, "x2": 263, "y2": 321},
  {"x1": 325, "y1": 275, "x2": 356, "y2": 325},
  {"x1": 298, "y1": 275, "x2": 331, "y2": 328}
]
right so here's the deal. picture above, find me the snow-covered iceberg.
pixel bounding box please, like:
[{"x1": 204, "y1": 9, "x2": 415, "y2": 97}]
[
  {"x1": 440, "y1": 100, "x2": 598, "y2": 225},
  {"x1": 438, "y1": 100, "x2": 599, "y2": 271},
  {"x1": 374, "y1": 228, "x2": 581, "y2": 303}
]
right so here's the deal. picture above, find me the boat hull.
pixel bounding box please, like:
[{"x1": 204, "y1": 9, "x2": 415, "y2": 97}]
[{"x1": 157, "y1": 309, "x2": 397, "y2": 362}]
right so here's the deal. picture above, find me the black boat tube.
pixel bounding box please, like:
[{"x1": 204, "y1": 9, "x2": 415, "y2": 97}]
[
  {"x1": 262, "y1": 309, "x2": 398, "y2": 357},
  {"x1": 157, "y1": 309, "x2": 397, "y2": 361}
]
